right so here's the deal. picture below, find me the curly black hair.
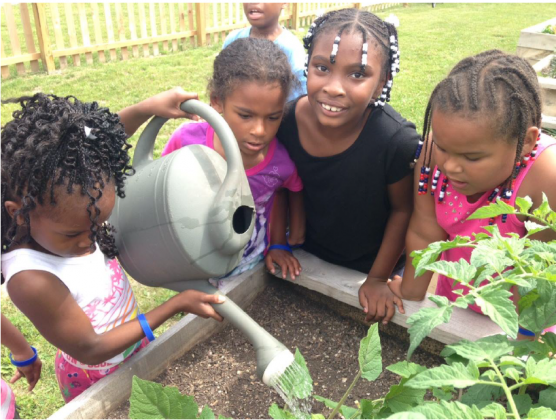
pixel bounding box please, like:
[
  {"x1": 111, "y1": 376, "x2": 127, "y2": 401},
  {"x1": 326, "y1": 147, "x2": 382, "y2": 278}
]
[
  {"x1": 1, "y1": 93, "x2": 133, "y2": 260},
  {"x1": 208, "y1": 37, "x2": 297, "y2": 102}
]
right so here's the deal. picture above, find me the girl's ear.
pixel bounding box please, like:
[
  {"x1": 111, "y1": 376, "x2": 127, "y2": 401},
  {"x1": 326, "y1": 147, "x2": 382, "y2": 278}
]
[
  {"x1": 4, "y1": 200, "x2": 24, "y2": 225},
  {"x1": 521, "y1": 126, "x2": 540, "y2": 157},
  {"x1": 210, "y1": 96, "x2": 224, "y2": 114}
]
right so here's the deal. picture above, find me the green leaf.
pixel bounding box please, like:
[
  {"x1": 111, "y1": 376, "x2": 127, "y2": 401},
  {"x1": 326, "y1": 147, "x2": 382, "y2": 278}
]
[
  {"x1": 386, "y1": 361, "x2": 427, "y2": 379},
  {"x1": 384, "y1": 385, "x2": 426, "y2": 412},
  {"x1": 360, "y1": 399, "x2": 375, "y2": 419},
  {"x1": 461, "y1": 384, "x2": 504, "y2": 406},
  {"x1": 405, "y1": 362, "x2": 479, "y2": 389},
  {"x1": 479, "y1": 403, "x2": 508, "y2": 419},
  {"x1": 503, "y1": 367, "x2": 521, "y2": 382},
  {"x1": 276, "y1": 349, "x2": 313, "y2": 400},
  {"x1": 516, "y1": 196, "x2": 533, "y2": 214},
  {"x1": 513, "y1": 394, "x2": 533, "y2": 416},
  {"x1": 524, "y1": 220, "x2": 548, "y2": 235},
  {"x1": 199, "y1": 406, "x2": 215, "y2": 419},
  {"x1": 532, "y1": 193, "x2": 551, "y2": 220},
  {"x1": 500, "y1": 356, "x2": 526, "y2": 368},
  {"x1": 313, "y1": 396, "x2": 357, "y2": 418},
  {"x1": 475, "y1": 288, "x2": 518, "y2": 338},
  {"x1": 468, "y1": 199, "x2": 516, "y2": 220},
  {"x1": 445, "y1": 335, "x2": 513, "y2": 362},
  {"x1": 432, "y1": 387, "x2": 454, "y2": 401},
  {"x1": 129, "y1": 376, "x2": 199, "y2": 419},
  {"x1": 268, "y1": 404, "x2": 296, "y2": 419},
  {"x1": 524, "y1": 357, "x2": 556, "y2": 386},
  {"x1": 470, "y1": 242, "x2": 513, "y2": 274},
  {"x1": 387, "y1": 412, "x2": 426, "y2": 419},
  {"x1": 539, "y1": 387, "x2": 556, "y2": 410},
  {"x1": 412, "y1": 236, "x2": 471, "y2": 277},
  {"x1": 527, "y1": 407, "x2": 556, "y2": 419},
  {"x1": 407, "y1": 304, "x2": 453, "y2": 359},
  {"x1": 519, "y1": 280, "x2": 556, "y2": 335},
  {"x1": 311, "y1": 415, "x2": 326, "y2": 419},
  {"x1": 359, "y1": 323, "x2": 382, "y2": 381},
  {"x1": 425, "y1": 259, "x2": 477, "y2": 285},
  {"x1": 410, "y1": 400, "x2": 484, "y2": 419}
]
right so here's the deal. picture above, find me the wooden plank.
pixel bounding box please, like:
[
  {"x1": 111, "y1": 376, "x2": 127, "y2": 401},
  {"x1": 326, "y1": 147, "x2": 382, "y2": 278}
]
[
  {"x1": 48, "y1": 265, "x2": 269, "y2": 420},
  {"x1": 290, "y1": 3, "x2": 299, "y2": 30},
  {"x1": 4, "y1": 3, "x2": 26, "y2": 75},
  {"x1": 1, "y1": 52, "x2": 42, "y2": 66},
  {"x1": 272, "y1": 250, "x2": 502, "y2": 345},
  {"x1": 64, "y1": 3, "x2": 81, "y2": 66},
  {"x1": 212, "y1": 3, "x2": 219, "y2": 44},
  {"x1": 51, "y1": 3, "x2": 68, "y2": 69},
  {"x1": 195, "y1": 3, "x2": 207, "y2": 47},
  {"x1": 228, "y1": 2, "x2": 233, "y2": 26},
  {"x1": 52, "y1": 30, "x2": 196, "y2": 58},
  {"x1": 138, "y1": 3, "x2": 150, "y2": 57},
  {"x1": 32, "y1": 4, "x2": 55, "y2": 74},
  {"x1": 115, "y1": 3, "x2": 128, "y2": 60},
  {"x1": 542, "y1": 114, "x2": 556, "y2": 130},
  {"x1": 19, "y1": 4, "x2": 39, "y2": 72},
  {"x1": 178, "y1": 3, "x2": 187, "y2": 49},
  {"x1": 1, "y1": 38, "x2": 11, "y2": 78},
  {"x1": 127, "y1": 3, "x2": 139, "y2": 58},
  {"x1": 168, "y1": 3, "x2": 178, "y2": 52},
  {"x1": 90, "y1": 3, "x2": 105, "y2": 63},
  {"x1": 158, "y1": 3, "x2": 169, "y2": 52},
  {"x1": 77, "y1": 4, "x2": 93, "y2": 65},
  {"x1": 149, "y1": 3, "x2": 159, "y2": 56},
  {"x1": 104, "y1": 4, "x2": 117, "y2": 61},
  {"x1": 187, "y1": 3, "x2": 195, "y2": 47},
  {"x1": 517, "y1": 31, "x2": 556, "y2": 52}
]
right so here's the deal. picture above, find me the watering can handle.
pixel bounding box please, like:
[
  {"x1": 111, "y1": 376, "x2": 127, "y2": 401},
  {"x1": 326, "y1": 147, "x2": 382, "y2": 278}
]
[{"x1": 132, "y1": 99, "x2": 243, "y2": 173}]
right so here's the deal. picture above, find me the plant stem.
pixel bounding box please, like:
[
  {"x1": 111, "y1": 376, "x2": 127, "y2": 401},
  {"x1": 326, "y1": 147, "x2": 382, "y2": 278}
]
[
  {"x1": 328, "y1": 370, "x2": 362, "y2": 420},
  {"x1": 490, "y1": 362, "x2": 520, "y2": 420}
]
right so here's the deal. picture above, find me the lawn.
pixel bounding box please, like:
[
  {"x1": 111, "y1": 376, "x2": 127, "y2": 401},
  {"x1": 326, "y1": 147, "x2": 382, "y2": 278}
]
[{"x1": 1, "y1": 3, "x2": 555, "y2": 419}]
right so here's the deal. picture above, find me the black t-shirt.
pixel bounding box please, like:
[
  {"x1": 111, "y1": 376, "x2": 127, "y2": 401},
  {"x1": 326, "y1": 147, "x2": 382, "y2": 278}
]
[{"x1": 277, "y1": 98, "x2": 421, "y2": 273}]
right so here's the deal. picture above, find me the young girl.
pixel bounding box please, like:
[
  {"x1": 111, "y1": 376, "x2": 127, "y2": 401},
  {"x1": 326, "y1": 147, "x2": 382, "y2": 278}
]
[
  {"x1": 385, "y1": 50, "x2": 556, "y2": 334},
  {"x1": 274, "y1": 8, "x2": 420, "y2": 323},
  {"x1": 120, "y1": 38, "x2": 305, "y2": 282},
  {"x1": 1, "y1": 94, "x2": 226, "y2": 403},
  {"x1": 1, "y1": 314, "x2": 42, "y2": 419}
]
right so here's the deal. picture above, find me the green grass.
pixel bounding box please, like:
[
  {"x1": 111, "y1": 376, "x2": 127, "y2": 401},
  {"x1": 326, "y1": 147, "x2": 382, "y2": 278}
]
[{"x1": 1, "y1": 3, "x2": 555, "y2": 419}]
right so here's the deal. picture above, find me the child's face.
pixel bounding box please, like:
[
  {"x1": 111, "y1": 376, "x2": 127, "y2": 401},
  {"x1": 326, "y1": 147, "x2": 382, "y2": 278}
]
[
  {"x1": 27, "y1": 182, "x2": 116, "y2": 258},
  {"x1": 431, "y1": 110, "x2": 518, "y2": 197},
  {"x1": 212, "y1": 81, "x2": 286, "y2": 159},
  {"x1": 306, "y1": 31, "x2": 386, "y2": 129},
  {"x1": 243, "y1": 3, "x2": 285, "y2": 30}
]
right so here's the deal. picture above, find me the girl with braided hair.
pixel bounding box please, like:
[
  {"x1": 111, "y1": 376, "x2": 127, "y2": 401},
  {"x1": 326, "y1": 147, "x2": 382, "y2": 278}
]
[
  {"x1": 385, "y1": 50, "x2": 556, "y2": 336},
  {"x1": 275, "y1": 8, "x2": 421, "y2": 324},
  {"x1": 1, "y1": 94, "x2": 226, "y2": 402}
]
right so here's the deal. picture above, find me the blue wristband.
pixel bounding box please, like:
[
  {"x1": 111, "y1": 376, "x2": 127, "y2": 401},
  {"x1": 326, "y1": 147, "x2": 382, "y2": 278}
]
[
  {"x1": 268, "y1": 244, "x2": 292, "y2": 253},
  {"x1": 10, "y1": 346, "x2": 38, "y2": 367},
  {"x1": 518, "y1": 327, "x2": 535, "y2": 337},
  {"x1": 138, "y1": 314, "x2": 155, "y2": 342}
]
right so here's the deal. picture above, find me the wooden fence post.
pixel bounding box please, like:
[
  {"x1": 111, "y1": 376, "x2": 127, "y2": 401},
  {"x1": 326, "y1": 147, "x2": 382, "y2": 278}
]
[
  {"x1": 32, "y1": 3, "x2": 55, "y2": 74},
  {"x1": 353, "y1": 3, "x2": 362, "y2": 9},
  {"x1": 195, "y1": 3, "x2": 206, "y2": 47},
  {"x1": 290, "y1": 3, "x2": 299, "y2": 30}
]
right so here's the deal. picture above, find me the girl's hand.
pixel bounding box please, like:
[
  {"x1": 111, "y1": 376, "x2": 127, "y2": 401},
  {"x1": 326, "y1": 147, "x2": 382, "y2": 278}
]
[
  {"x1": 10, "y1": 357, "x2": 42, "y2": 392},
  {"x1": 174, "y1": 290, "x2": 226, "y2": 322},
  {"x1": 145, "y1": 87, "x2": 200, "y2": 121},
  {"x1": 386, "y1": 275, "x2": 403, "y2": 299},
  {"x1": 265, "y1": 250, "x2": 302, "y2": 280},
  {"x1": 359, "y1": 277, "x2": 405, "y2": 324}
]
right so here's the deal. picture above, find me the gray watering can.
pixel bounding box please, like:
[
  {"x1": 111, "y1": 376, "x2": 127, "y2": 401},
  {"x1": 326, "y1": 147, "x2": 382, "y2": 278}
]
[
  {"x1": 111, "y1": 100, "x2": 297, "y2": 387},
  {"x1": 110, "y1": 100, "x2": 255, "y2": 285}
]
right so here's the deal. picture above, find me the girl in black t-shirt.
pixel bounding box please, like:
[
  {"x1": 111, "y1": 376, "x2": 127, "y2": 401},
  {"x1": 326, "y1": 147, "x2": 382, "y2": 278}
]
[{"x1": 274, "y1": 8, "x2": 420, "y2": 325}]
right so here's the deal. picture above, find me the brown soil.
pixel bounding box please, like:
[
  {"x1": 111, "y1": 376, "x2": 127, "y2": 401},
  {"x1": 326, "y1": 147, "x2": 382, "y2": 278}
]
[{"x1": 109, "y1": 278, "x2": 444, "y2": 419}]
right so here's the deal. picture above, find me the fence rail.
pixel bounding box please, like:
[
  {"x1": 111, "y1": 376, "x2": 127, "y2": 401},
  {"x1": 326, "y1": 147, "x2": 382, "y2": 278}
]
[{"x1": 1, "y1": 2, "x2": 401, "y2": 79}]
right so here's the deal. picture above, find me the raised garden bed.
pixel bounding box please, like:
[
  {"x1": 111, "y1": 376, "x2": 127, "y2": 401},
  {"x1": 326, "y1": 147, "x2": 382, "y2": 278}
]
[
  {"x1": 533, "y1": 53, "x2": 556, "y2": 129},
  {"x1": 517, "y1": 17, "x2": 556, "y2": 66}
]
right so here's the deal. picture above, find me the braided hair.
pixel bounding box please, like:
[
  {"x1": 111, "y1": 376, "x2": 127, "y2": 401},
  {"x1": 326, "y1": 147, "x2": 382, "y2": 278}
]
[
  {"x1": 209, "y1": 37, "x2": 297, "y2": 102},
  {"x1": 302, "y1": 8, "x2": 400, "y2": 107},
  {"x1": 1, "y1": 93, "x2": 133, "y2": 259},
  {"x1": 415, "y1": 50, "x2": 543, "y2": 211}
]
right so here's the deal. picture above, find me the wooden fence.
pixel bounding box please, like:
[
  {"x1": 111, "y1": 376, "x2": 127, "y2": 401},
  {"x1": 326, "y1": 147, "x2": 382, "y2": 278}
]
[{"x1": 1, "y1": 2, "x2": 401, "y2": 79}]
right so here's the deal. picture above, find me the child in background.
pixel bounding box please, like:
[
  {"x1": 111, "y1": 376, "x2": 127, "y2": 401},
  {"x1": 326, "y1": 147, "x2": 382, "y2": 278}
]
[
  {"x1": 1, "y1": 314, "x2": 42, "y2": 419},
  {"x1": 223, "y1": 3, "x2": 307, "y2": 102},
  {"x1": 385, "y1": 50, "x2": 556, "y2": 335},
  {"x1": 1, "y1": 94, "x2": 226, "y2": 403},
  {"x1": 274, "y1": 8, "x2": 420, "y2": 323},
  {"x1": 120, "y1": 38, "x2": 305, "y2": 282}
]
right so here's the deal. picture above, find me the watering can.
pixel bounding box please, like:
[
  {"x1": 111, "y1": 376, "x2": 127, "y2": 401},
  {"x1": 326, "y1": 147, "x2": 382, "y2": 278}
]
[
  {"x1": 110, "y1": 100, "x2": 296, "y2": 386},
  {"x1": 110, "y1": 100, "x2": 255, "y2": 284}
]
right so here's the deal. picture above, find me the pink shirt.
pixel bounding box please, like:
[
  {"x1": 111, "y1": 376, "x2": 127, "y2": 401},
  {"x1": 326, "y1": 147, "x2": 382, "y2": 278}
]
[{"x1": 433, "y1": 135, "x2": 556, "y2": 332}]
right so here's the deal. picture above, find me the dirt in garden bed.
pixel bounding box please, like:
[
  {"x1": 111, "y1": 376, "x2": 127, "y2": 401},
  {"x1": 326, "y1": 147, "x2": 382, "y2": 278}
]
[{"x1": 109, "y1": 278, "x2": 444, "y2": 419}]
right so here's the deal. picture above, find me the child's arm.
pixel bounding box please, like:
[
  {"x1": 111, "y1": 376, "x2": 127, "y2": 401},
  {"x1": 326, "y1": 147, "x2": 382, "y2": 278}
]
[
  {"x1": 358, "y1": 174, "x2": 413, "y2": 324},
  {"x1": 1, "y1": 314, "x2": 42, "y2": 391},
  {"x1": 286, "y1": 190, "x2": 305, "y2": 247},
  {"x1": 7, "y1": 271, "x2": 225, "y2": 366},
  {"x1": 265, "y1": 189, "x2": 302, "y2": 280},
  {"x1": 117, "y1": 88, "x2": 200, "y2": 138}
]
